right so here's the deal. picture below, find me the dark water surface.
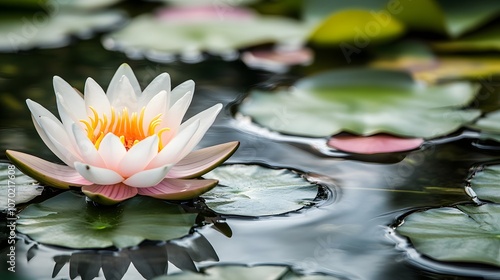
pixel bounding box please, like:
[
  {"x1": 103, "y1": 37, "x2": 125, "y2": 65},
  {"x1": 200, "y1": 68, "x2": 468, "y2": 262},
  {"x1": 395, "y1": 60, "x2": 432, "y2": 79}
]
[{"x1": 2, "y1": 37, "x2": 500, "y2": 280}]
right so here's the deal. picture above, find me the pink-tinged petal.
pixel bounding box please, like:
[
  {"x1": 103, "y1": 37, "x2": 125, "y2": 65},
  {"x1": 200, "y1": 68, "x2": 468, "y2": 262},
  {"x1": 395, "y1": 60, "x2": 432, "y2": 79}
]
[
  {"x1": 98, "y1": 133, "x2": 127, "y2": 170},
  {"x1": 139, "y1": 72, "x2": 171, "y2": 108},
  {"x1": 53, "y1": 76, "x2": 86, "y2": 121},
  {"x1": 74, "y1": 162, "x2": 124, "y2": 185},
  {"x1": 162, "y1": 91, "x2": 194, "y2": 144},
  {"x1": 143, "y1": 90, "x2": 168, "y2": 133},
  {"x1": 84, "y1": 77, "x2": 111, "y2": 118},
  {"x1": 118, "y1": 135, "x2": 159, "y2": 178},
  {"x1": 82, "y1": 184, "x2": 138, "y2": 205},
  {"x1": 123, "y1": 164, "x2": 173, "y2": 188},
  {"x1": 107, "y1": 63, "x2": 141, "y2": 101},
  {"x1": 170, "y1": 80, "x2": 194, "y2": 108},
  {"x1": 26, "y1": 100, "x2": 76, "y2": 166},
  {"x1": 39, "y1": 117, "x2": 82, "y2": 167},
  {"x1": 72, "y1": 124, "x2": 105, "y2": 168},
  {"x1": 138, "y1": 178, "x2": 218, "y2": 200},
  {"x1": 109, "y1": 76, "x2": 138, "y2": 112},
  {"x1": 176, "y1": 103, "x2": 223, "y2": 160},
  {"x1": 148, "y1": 119, "x2": 200, "y2": 169},
  {"x1": 6, "y1": 150, "x2": 92, "y2": 189},
  {"x1": 167, "y1": 141, "x2": 239, "y2": 179},
  {"x1": 327, "y1": 135, "x2": 424, "y2": 154}
]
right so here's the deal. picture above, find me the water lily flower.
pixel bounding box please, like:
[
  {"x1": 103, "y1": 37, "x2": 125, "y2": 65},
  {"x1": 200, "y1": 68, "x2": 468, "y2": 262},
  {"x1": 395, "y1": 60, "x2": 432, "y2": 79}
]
[{"x1": 6, "y1": 63, "x2": 239, "y2": 205}]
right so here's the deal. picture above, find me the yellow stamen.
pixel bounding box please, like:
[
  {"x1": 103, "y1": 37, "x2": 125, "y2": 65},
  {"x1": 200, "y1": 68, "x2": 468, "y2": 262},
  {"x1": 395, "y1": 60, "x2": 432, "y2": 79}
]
[{"x1": 79, "y1": 107, "x2": 170, "y2": 151}]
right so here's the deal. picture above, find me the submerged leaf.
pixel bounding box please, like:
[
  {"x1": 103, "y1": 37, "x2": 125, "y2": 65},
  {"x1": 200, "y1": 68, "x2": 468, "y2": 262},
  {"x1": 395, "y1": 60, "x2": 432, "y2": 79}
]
[
  {"x1": 17, "y1": 191, "x2": 197, "y2": 249},
  {"x1": 202, "y1": 164, "x2": 319, "y2": 216},
  {"x1": 239, "y1": 68, "x2": 480, "y2": 139},
  {"x1": 396, "y1": 204, "x2": 500, "y2": 267}
]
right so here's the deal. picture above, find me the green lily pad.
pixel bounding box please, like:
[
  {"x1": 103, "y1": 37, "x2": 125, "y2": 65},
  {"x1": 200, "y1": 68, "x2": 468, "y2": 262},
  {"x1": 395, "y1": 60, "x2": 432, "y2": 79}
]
[
  {"x1": 202, "y1": 164, "x2": 319, "y2": 216},
  {"x1": 432, "y1": 23, "x2": 500, "y2": 52},
  {"x1": 238, "y1": 68, "x2": 480, "y2": 139},
  {"x1": 103, "y1": 6, "x2": 308, "y2": 61},
  {"x1": 396, "y1": 203, "x2": 500, "y2": 266},
  {"x1": 394, "y1": 0, "x2": 500, "y2": 38},
  {"x1": 0, "y1": 10, "x2": 124, "y2": 52},
  {"x1": 469, "y1": 165, "x2": 500, "y2": 203},
  {"x1": 303, "y1": 0, "x2": 388, "y2": 23},
  {"x1": 17, "y1": 191, "x2": 197, "y2": 249},
  {"x1": 0, "y1": 162, "x2": 43, "y2": 210},
  {"x1": 0, "y1": 0, "x2": 121, "y2": 9},
  {"x1": 469, "y1": 110, "x2": 500, "y2": 143},
  {"x1": 156, "y1": 265, "x2": 341, "y2": 280}
]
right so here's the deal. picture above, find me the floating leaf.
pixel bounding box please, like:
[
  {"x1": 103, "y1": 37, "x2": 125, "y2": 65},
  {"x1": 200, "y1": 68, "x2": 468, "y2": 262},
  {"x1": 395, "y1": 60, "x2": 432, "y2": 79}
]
[
  {"x1": 469, "y1": 110, "x2": 500, "y2": 143},
  {"x1": 157, "y1": 265, "x2": 341, "y2": 280},
  {"x1": 396, "y1": 204, "x2": 500, "y2": 267},
  {"x1": 202, "y1": 164, "x2": 319, "y2": 216},
  {"x1": 239, "y1": 68, "x2": 480, "y2": 139},
  {"x1": 302, "y1": 0, "x2": 388, "y2": 23},
  {"x1": 0, "y1": 162, "x2": 43, "y2": 210},
  {"x1": 432, "y1": 23, "x2": 500, "y2": 52},
  {"x1": 0, "y1": 10, "x2": 125, "y2": 52},
  {"x1": 327, "y1": 135, "x2": 423, "y2": 154},
  {"x1": 370, "y1": 41, "x2": 500, "y2": 83},
  {"x1": 469, "y1": 165, "x2": 500, "y2": 203},
  {"x1": 393, "y1": 0, "x2": 500, "y2": 38},
  {"x1": 17, "y1": 191, "x2": 197, "y2": 249},
  {"x1": 0, "y1": 0, "x2": 121, "y2": 9},
  {"x1": 308, "y1": 9, "x2": 404, "y2": 46},
  {"x1": 103, "y1": 6, "x2": 308, "y2": 61}
]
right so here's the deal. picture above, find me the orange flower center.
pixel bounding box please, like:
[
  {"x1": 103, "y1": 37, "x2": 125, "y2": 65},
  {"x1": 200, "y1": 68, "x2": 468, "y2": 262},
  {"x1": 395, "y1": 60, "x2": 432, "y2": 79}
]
[{"x1": 80, "y1": 106, "x2": 169, "y2": 151}]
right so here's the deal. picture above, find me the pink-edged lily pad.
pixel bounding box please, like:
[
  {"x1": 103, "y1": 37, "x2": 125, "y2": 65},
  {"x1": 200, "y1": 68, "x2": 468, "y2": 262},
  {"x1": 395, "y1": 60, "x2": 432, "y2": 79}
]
[
  {"x1": 242, "y1": 47, "x2": 313, "y2": 72},
  {"x1": 327, "y1": 135, "x2": 424, "y2": 154},
  {"x1": 155, "y1": 6, "x2": 256, "y2": 22}
]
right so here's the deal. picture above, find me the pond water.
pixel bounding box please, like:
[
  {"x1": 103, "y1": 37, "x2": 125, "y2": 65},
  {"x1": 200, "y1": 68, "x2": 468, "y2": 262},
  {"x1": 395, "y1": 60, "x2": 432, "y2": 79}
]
[{"x1": 1, "y1": 25, "x2": 500, "y2": 280}]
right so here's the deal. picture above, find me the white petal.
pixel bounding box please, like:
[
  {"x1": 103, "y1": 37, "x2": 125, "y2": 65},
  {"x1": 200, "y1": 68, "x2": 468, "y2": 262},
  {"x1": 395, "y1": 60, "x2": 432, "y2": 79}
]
[
  {"x1": 118, "y1": 135, "x2": 159, "y2": 178},
  {"x1": 107, "y1": 63, "x2": 141, "y2": 101},
  {"x1": 55, "y1": 94, "x2": 80, "y2": 150},
  {"x1": 98, "y1": 133, "x2": 127, "y2": 170},
  {"x1": 39, "y1": 117, "x2": 82, "y2": 166},
  {"x1": 170, "y1": 80, "x2": 194, "y2": 106},
  {"x1": 84, "y1": 77, "x2": 111, "y2": 117},
  {"x1": 148, "y1": 119, "x2": 200, "y2": 169},
  {"x1": 176, "y1": 103, "x2": 223, "y2": 159},
  {"x1": 143, "y1": 90, "x2": 168, "y2": 134},
  {"x1": 109, "y1": 76, "x2": 138, "y2": 112},
  {"x1": 74, "y1": 162, "x2": 124, "y2": 185},
  {"x1": 123, "y1": 164, "x2": 173, "y2": 188},
  {"x1": 161, "y1": 91, "x2": 193, "y2": 145},
  {"x1": 139, "y1": 72, "x2": 171, "y2": 108},
  {"x1": 27, "y1": 100, "x2": 77, "y2": 167},
  {"x1": 72, "y1": 124, "x2": 105, "y2": 168},
  {"x1": 53, "y1": 76, "x2": 86, "y2": 121}
]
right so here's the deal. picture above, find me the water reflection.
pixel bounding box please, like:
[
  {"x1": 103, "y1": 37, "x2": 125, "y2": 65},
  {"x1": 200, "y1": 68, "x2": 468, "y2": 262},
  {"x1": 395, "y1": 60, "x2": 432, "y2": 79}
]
[{"x1": 4, "y1": 232, "x2": 219, "y2": 280}]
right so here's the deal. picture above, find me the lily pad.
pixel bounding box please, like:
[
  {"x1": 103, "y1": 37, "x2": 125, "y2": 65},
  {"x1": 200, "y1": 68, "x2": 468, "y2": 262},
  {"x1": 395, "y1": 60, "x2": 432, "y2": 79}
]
[
  {"x1": 0, "y1": 10, "x2": 125, "y2": 52},
  {"x1": 469, "y1": 110, "x2": 500, "y2": 143},
  {"x1": 469, "y1": 164, "x2": 500, "y2": 203},
  {"x1": 17, "y1": 191, "x2": 197, "y2": 249},
  {"x1": 103, "y1": 6, "x2": 308, "y2": 61},
  {"x1": 157, "y1": 265, "x2": 341, "y2": 280},
  {"x1": 432, "y1": 23, "x2": 500, "y2": 52},
  {"x1": 393, "y1": 0, "x2": 500, "y2": 38},
  {"x1": 396, "y1": 204, "x2": 500, "y2": 266},
  {"x1": 238, "y1": 68, "x2": 480, "y2": 139},
  {"x1": 327, "y1": 135, "x2": 424, "y2": 154},
  {"x1": 0, "y1": 162, "x2": 43, "y2": 210},
  {"x1": 202, "y1": 164, "x2": 319, "y2": 216}
]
